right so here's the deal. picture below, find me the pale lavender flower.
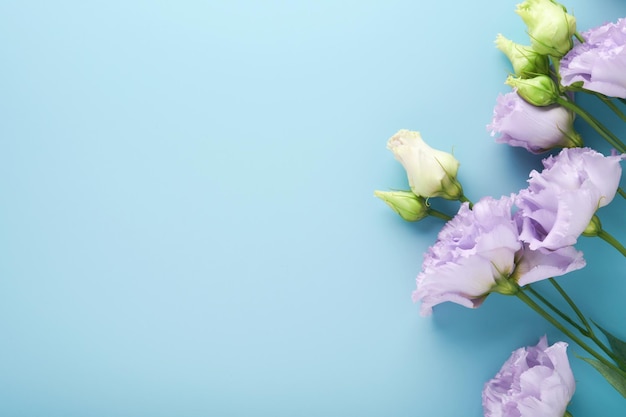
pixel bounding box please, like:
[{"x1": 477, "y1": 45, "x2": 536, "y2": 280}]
[
  {"x1": 412, "y1": 196, "x2": 584, "y2": 315},
  {"x1": 483, "y1": 336, "x2": 575, "y2": 417},
  {"x1": 514, "y1": 245, "x2": 585, "y2": 287},
  {"x1": 560, "y1": 18, "x2": 626, "y2": 98},
  {"x1": 488, "y1": 91, "x2": 581, "y2": 154},
  {"x1": 516, "y1": 147, "x2": 625, "y2": 250},
  {"x1": 413, "y1": 197, "x2": 521, "y2": 315}
]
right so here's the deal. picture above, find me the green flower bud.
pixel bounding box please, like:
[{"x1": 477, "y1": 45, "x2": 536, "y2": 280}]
[
  {"x1": 506, "y1": 75, "x2": 559, "y2": 106},
  {"x1": 515, "y1": 0, "x2": 576, "y2": 58},
  {"x1": 495, "y1": 34, "x2": 550, "y2": 78},
  {"x1": 374, "y1": 190, "x2": 429, "y2": 222},
  {"x1": 582, "y1": 214, "x2": 602, "y2": 237}
]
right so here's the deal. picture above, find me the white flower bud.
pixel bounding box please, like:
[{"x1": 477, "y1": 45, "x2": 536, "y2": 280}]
[{"x1": 386, "y1": 130, "x2": 462, "y2": 200}]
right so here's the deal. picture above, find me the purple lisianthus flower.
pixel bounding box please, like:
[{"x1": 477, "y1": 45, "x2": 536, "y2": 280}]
[
  {"x1": 483, "y1": 336, "x2": 575, "y2": 417},
  {"x1": 560, "y1": 18, "x2": 626, "y2": 98},
  {"x1": 488, "y1": 91, "x2": 582, "y2": 154},
  {"x1": 413, "y1": 197, "x2": 521, "y2": 315},
  {"x1": 412, "y1": 196, "x2": 584, "y2": 315},
  {"x1": 516, "y1": 147, "x2": 625, "y2": 250}
]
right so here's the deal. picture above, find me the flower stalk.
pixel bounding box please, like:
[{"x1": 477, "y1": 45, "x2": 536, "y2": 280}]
[
  {"x1": 597, "y1": 229, "x2": 626, "y2": 258},
  {"x1": 527, "y1": 279, "x2": 626, "y2": 368},
  {"x1": 426, "y1": 208, "x2": 452, "y2": 221},
  {"x1": 554, "y1": 96, "x2": 626, "y2": 153},
  {"x1": 516, "y1": 289, "x2": 622, "y2": 374},
  {"x1": 565, "y1": 85, "x2": 626, "y2": 122}
]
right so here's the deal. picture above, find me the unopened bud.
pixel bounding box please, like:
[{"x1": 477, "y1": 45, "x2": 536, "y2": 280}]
[{"x1": 374, "y1": 190, "x2": 429, "y2": 222}]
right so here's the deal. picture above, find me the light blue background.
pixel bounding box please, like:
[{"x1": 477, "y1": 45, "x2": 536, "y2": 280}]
[{"x1": 1, "y1": 0, "x2": 625, "y2": 415}]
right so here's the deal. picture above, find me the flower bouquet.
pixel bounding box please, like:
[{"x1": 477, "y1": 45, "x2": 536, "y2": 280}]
[{"x1": 376, "y1": 0, "x2": 626, "y2": 415}]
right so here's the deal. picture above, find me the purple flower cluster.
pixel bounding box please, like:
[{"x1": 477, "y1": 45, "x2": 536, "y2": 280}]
[
  {"x1": 483, "y1": 336, "x2": 575, "y2": 417},
  {"x1": 560, "y1": 18, "x2": 626, "y2": 98},
  {"x1": 413, "y1": 147, "x2": 623, "y2": 315},
  {"x1": 403, "y1": 4, "x2": 626, "y2": 414}
]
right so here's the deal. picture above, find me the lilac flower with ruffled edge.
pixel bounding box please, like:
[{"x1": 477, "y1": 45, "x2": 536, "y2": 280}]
[
  {"x1": 516, "y1": 147, "x2": 625, "y2": 251},
  {"x1": 483, "y1": 336, "x2": 575, "y2": 417},
  {"x1": 412, "y1": 196, "x2": 584, "y2": 315},
  {"x1": 560, "y1": 18, "x2": 626, "y2": 98},
  {"x1": 488, "y1": 91, "x2": 582, "y2": 154}
]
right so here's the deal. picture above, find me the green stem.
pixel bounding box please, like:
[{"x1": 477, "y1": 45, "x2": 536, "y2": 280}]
[
  {"x1": 458, "y1": 194, "x2": 473, "y2": 209},
  {"x1": 552, "y1": 59, "x2": 562, "y2": 85},
  {"x1": 598, "y1": 229, "x2": 626, "y2": 257},
  {"x1": 548, "y1": 279, "x2": 624, "y2": 366},
  {"x1": 619, "y1": 187, "x2": 626, "y2": 200},
  {"x1": 427, "y1": 208, "x2": 452, "y2": 221},
  {"x1": 597, "y1": 95, "x2": 626, "y2": 123},
  {"x1": 525, "y1": 286, "x2": 587, "y2": 334},
  {"x1": 574, "y1": 31, "x2": 585, "y2": 43},
  {"x1": 516, "y1": 290, "x2": 619, "y2": 372},
  {"x1": 549, "y1": 279, "x2": 591, "y2": 331},
  {"x1": 555, "y1": 96, "x2": 626, "y2": 153},
  {"x1": 568, "y1": 85, "x2": 626, "y2": 122}
]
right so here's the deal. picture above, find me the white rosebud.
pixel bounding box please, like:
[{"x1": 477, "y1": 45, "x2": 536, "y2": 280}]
[{"x1": 387, "y1": 130, "x2": 462, "y2": 200}]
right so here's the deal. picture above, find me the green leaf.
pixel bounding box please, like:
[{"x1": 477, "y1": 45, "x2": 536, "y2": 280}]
[
  {"x1": 593, "y1": 321, "x2": 626, "y2": 370},
  {"x1": 582, "y1": 357, "x2": 626, "y2": 399}
]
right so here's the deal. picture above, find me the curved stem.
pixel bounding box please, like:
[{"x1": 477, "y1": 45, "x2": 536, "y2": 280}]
[
  {"x1": 574, "y1": 31, "x2": 584, "y2": 43},
  {"x1": 555, "y1": 96, "x2": 626, "y2": 153},
  {"x1": 516, "y1": 291, "x2": 620, "y2": 372},
  {"x1": 525, "y1": 286, "x2": 587, "y2": 334},
  {"x1": 528, "y1": 282, "x2": 620, "y2": 362},
  {"x1": 548, "y1": 279, "x2": 624, "y2": 366},
  {"x1": 598, "y1": 229, "x2": 626, "y2": 257},
  {"x1": 549, "y1": 279, "x2": 591, "y2": 331},
  {"x1": 598, "y1": 95, "x2": 626, "y2": 123},
  {"x1": 619, "y1": 187, "x2": 626, "y2": 200},
  {"x1": 427, "y1": 208, "x2": 452, "y2": 221},
  {"x1": 565, "y1": 86, "x2": 626, "y2": 122},
  {"x1": 458, "y1": 194, "x2": 473, "y2": 209}
]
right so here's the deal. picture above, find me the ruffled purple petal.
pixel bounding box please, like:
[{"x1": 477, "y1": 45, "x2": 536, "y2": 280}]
[
  {"x1": 516, "y1": 245, "x2": 586, "y2": 286},
  {"x1": 516, "y1": 147, "x2": 625, "y2": 250},
  {"x1": 413, "y1": 196, "x2": 521, "y2": 315},
  {"x1": 483, "y1": 337, "x2": 575, "y2": 417},
  {"x1": 560, "y1": 18, "x2": 626, "y2": 98}
]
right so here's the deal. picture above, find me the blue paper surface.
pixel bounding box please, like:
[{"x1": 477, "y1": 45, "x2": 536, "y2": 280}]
[{"x1": 1, "y1": 0, "x2": 625, "y2": 415}]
